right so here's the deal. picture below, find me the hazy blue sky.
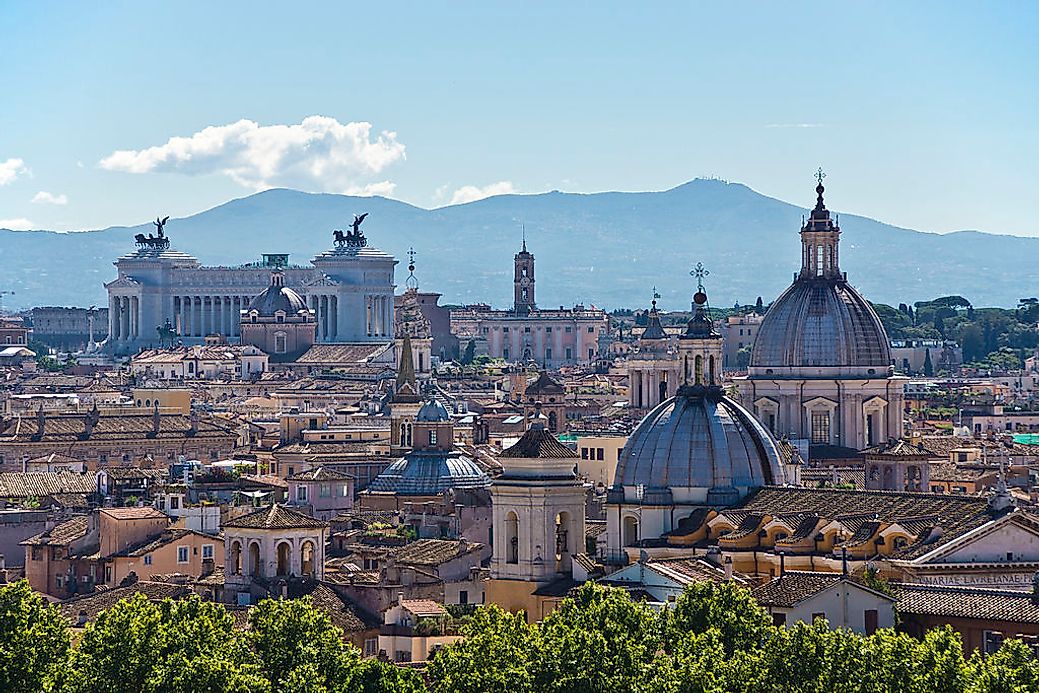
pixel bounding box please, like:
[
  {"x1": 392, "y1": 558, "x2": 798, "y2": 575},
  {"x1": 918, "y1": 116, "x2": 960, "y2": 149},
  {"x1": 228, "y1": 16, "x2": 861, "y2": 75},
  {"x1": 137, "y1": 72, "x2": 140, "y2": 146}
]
[{"x1": 1, "y1": 1, "x2": 1036, "y2": 234}]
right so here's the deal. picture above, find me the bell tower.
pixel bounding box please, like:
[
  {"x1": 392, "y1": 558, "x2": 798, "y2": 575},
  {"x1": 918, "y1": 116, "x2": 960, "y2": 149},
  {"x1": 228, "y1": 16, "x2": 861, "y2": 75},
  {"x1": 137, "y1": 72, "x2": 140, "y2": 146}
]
[{"x1": 513, "y1": 232, "x2": 536, "y2": 315}]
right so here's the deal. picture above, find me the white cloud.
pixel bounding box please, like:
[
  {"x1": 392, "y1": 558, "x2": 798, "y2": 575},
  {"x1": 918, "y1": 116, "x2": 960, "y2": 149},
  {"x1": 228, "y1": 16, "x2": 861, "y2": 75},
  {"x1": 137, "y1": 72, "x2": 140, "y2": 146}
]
[
  {"x1": 98, "y1": 116, "x2": 406, "y2": 193},
  {"x1": 344, "y1": 181, "x2": 397, "y2": 197},
  {"x1": 32, "y1": 191, "x2": 68, "y2": 205},
  {"x1": 0, "y1": 218, "x2": 34, "y2": 230},
  {"x1": 449, "y1": 181, "x2": 516, "y2": 205},
  {"x1": 0, "y1": 158, "x2": 28, "y2": 186}
]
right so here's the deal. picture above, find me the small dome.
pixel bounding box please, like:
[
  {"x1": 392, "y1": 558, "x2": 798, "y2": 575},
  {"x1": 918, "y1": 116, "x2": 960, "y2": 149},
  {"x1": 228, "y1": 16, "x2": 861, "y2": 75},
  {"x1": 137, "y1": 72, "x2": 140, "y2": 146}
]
[
  {"x1": 248, "y1": 272, "x2": 308, "y2": 316},
  {"x1": 612, "y1": 384, "x2": 785, "y2": 506},
  {"x1": 749, "y1": 280, "x2": 891, "y2": 372},
  {"x1": 366, "y1": 451, "x2": 491, "y2": 496},
  {"x1": 416, "y1": 398, "x2": 450, "y2": 422}
]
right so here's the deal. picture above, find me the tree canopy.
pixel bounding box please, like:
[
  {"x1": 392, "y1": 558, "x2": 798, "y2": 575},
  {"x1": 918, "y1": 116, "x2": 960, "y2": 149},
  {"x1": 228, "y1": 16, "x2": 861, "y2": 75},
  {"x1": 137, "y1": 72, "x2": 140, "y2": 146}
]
[{"x1": 2, "y1": 579, "x2": 1038, "y2": 693}]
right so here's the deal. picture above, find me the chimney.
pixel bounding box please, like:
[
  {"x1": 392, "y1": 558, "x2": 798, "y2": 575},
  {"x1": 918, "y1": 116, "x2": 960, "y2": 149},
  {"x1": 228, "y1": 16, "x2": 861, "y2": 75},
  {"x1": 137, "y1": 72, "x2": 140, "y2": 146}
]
[
  {"x1": 841, "y1": 546, "x2": 849, "y2": 576},
  {"x1": 779, "y1": 552, "x2": 786, "y2": 577},
  {"x1": 458, "y1": 536, "x2": 468, "y2": 554},
  {"x1": 723, "y1": 556, "x2": 733, "y2": 581}
]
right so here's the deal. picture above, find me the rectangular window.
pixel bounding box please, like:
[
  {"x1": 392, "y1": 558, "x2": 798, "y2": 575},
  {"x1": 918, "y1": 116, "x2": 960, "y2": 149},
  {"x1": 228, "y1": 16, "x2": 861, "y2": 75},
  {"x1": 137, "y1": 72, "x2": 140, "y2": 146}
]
[
  {"x1": 296, "y1": 486, "x2": 308, "y2": 502},
  {"x1": 597, "y1": 448, "x2": 605, "y2": 461},
  {"x1": 319, "y1": 483, "x2": 332, "y2": 498},
  {"x1": 546, "y1": 327, "x2": 552, "y2": 333},
  {"x1": 772, "y1": 612, "x2": 787, "y2": 626},
  {"x1": 565, "y1": 348, "x2": 572, "y2": 360},
  {"x1": 581, "y1": 447, "x2": 589, "y2": 459},
  {"x1": 545, "y1": 347, "x2": 552, "y2": 360},
  {"x1": 811, "y1": 612, "x2": 826, "y2": 623},
  {"x1": 984, "y1": 631, "x2": 1005, "y2": 655},
  {"x1": 363, "y1": 637, "x2": 378, "y2": 657},
  {"x1": 565, "y1": 326, "x2": 572, "y2": 333},
  {"x1": 144, "y1": 555, "x2": 153, "y2": 566},
  {"x1": 202, "y1": 545, "x2": 214, "y2": 560},
  {"x1": 177, "y1": 546, "x2": 189, "y2": 564},
  {"x1": 587, "y1": 326, "x2": 594, "y2": 333},
  {"x1": 459, "y1": 590, "x2": 469, "y2": 605},
  {"x1": 810, "y1": 412, "x2": 830, "y2": 444},
  {"x1": 524, "y1": 326, "x2": 531, "y2": 333}
]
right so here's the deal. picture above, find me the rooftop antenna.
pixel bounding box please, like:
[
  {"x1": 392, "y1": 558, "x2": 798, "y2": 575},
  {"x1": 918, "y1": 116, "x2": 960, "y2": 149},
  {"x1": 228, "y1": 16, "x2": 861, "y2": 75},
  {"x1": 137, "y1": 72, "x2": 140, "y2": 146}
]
[{"x1": 521, "y1": 224, "x2": 526, "y2": 252}]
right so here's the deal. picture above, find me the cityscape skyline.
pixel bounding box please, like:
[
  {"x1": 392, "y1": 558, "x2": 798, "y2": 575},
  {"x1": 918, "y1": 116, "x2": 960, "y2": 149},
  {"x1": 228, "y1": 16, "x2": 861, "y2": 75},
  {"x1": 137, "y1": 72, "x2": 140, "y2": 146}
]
[{"x1": 1, "y1": 2, "x2": 1036, "y2": 237}]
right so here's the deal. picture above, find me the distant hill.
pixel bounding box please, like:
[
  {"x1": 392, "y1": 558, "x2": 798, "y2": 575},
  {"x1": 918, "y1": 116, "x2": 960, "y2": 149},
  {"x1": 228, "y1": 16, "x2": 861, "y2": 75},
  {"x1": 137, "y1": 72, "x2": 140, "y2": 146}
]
[{"x1": 3, "y1": 179, "x2": 1036, "y2": 311}]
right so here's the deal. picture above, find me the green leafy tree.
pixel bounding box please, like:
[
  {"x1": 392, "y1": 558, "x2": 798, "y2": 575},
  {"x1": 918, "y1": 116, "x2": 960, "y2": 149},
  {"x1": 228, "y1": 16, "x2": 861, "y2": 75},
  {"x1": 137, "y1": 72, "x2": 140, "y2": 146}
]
[
  {"x1": 428, "y1": 605, "x2": 538, "y2": 693},
  {"x1": 0, "y1": 580, "x2": 70, "y2": 693},
  {"x1": 534, "y1": 583, "x2": 661, "y2": 693},
  {"x1": 61, "y1": 593, "x2": 266, "y2": 693},
  {"x1": 248, "y1": 597, "x2": 354, "y2": 691},
  {"x1": 966, "y1": 638, "x2": 1039, "y2": 693},
  {"x1": 663, "y1": 582, "x2": 772, "y2": 656}
]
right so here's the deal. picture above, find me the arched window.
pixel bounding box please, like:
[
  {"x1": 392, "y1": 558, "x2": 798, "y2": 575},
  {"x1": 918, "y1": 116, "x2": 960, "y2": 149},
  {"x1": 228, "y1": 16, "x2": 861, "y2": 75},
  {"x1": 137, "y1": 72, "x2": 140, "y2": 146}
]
[
  {"x1": 230, "y1": 541, "x2": 242, "y2": 575},
  {"x1": 623, "y1": 516, "x2": 639, "y2": 546},
  {"x1": 506, "y1": 511, "x2": 519, "y2": 564},
  {"x1": 276, "y1": 542, "x2": 292, "y2": 577},
  {"x1": 548, "y1": 411, "x2": 558, "y2": 432},
  {"x1": 695, "y1": 355, "x2": 703, "y2": 385},
  {"x1": 708, "y1": 356, "x2": 716, "y2": 385},
  {"x1": 301, "y1": 540, "x2": 316, "y2": 578},
  {"x1": 555, "y1": 511, "x2": 572, "y2": 573},
  {"x1": 249, "y1": 542, "x2": 261, "y2": 577}
]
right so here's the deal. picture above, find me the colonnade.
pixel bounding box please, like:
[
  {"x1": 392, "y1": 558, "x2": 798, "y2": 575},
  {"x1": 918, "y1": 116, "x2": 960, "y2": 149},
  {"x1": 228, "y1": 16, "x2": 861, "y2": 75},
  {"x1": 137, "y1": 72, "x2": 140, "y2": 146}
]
[
  {"x1": 108, "y1": 296, "x2": 140, "y2": 342},
  {"x1": 175, "y1": 295, "x2": 254, "y2": 339},
  {"x1": 308, "y1": 294, "x2": 339, "y2": 342},
  {"x1": 365, "y1": 293, "x2": 393, "y2": 339},
  {"x1": 110, "y1": 290, "x2": 396, "y2": 345}
]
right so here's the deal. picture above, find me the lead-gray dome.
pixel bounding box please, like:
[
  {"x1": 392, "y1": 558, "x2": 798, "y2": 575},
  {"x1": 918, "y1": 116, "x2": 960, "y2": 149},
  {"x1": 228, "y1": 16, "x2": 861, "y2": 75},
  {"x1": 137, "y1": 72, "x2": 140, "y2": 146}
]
[
  {"x1": 365, "y1": 451, "x2": 491, "y2": 496},
  {"x1": 611, "y1": 384, "x2": 785, "y2": 506},
  {"x1": 248, "y1": 273, "x2": 308, "y2": 316},
  {"x1": 416, "y1": 398, "x2": 450, "y2": 422},
  {"x1": 749, "y1": 279, "x2": 891, "y2": 371}
]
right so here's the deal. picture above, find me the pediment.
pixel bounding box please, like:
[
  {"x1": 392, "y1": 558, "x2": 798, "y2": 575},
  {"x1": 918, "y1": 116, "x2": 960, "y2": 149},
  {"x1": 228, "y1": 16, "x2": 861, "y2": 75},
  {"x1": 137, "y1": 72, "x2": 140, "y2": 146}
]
[
  {"x1": 914, "y1": 513, "x2": 1039, "y2": 565},
  {"x1": 802, "y1": 396, "x2": 838, "y2": 410},
  {"x1": 105, "y1": 276, "x2": 141, "y2": 289}
]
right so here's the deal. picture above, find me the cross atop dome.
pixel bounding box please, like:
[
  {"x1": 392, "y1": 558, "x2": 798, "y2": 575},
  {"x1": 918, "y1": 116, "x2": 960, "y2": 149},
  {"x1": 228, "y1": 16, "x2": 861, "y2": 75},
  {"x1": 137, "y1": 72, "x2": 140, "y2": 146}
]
[{"x1": 405, "y1": 247, "x2": 419, "y2": 290}]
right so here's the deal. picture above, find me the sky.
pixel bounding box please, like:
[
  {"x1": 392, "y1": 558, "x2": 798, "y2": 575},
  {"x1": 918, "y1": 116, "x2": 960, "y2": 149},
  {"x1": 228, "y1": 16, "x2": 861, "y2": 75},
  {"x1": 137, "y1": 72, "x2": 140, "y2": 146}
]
[{"x1": 0, "y1": 1, "x2": 1036, "y2": 235}]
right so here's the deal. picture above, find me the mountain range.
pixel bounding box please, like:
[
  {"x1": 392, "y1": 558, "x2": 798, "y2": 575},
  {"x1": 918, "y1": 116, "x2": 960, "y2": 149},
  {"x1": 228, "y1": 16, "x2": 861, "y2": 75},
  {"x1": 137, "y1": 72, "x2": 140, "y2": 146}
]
[{"x1": 2, "y1": 179, "x2": 1035, "y2": 312}]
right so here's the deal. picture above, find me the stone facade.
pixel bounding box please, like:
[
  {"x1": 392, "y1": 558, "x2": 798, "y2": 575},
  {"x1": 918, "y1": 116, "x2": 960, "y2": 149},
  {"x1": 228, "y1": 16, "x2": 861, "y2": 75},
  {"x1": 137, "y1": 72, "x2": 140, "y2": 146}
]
[{"x1": 105, "y1": 231, "x2": 396, "y2": 355}]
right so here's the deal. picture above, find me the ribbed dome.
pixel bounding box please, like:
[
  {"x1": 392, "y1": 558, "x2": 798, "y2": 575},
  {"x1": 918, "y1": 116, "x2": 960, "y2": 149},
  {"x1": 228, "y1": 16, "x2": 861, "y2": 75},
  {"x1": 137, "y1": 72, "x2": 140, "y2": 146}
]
[
  {"x1": 611, "y1": 384, "x2": 785, "y2": 506},
  {"x1": 750, "y1": 279, "x2": 891, "y2": 371},
  {"x1": 248, "y1": 273, "x2": 308, "y2": 316},
  {"x1": 365, "y1": 451, "x2": 491, "y2": 496},
  {"x1": 416, "y1": 398, "x2": 451, "y2": 422}
]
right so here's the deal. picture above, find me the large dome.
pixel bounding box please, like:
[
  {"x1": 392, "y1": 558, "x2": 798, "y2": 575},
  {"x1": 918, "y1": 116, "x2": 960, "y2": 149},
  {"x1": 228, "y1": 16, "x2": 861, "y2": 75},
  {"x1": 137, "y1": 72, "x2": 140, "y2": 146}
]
[
  {"x1": 750, "y1": 279, "x2": 892, "y2": 372},
  {"x1": 366, "y1": 451, "x2": 491, "y2": 496},
  {"x1": 610, "y1": 384, "x2": 785, "y2": 507}
]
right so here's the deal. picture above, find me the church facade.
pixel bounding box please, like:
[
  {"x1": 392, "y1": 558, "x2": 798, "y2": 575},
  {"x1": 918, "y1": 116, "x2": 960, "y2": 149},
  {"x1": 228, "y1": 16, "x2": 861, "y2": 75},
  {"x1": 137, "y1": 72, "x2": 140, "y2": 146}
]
[{"x1": 104, "y1": 220, "x2": 396, "y2": 355}]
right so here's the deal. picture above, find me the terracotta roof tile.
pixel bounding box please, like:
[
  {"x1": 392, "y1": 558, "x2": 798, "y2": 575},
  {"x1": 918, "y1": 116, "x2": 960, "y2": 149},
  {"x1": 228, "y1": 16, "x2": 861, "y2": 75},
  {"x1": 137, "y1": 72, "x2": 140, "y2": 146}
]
[
  {"x1": 223, "y1": 504, "x2": 329, "y2": 530},
  {"x1": 22, "y1": 515, "x2": 89, "y2": 546},
  {"x1": 500, "y1": 428, "x2": 578, "y2": 459},
  {"x1": 0, "y1": 471, "x2": 95, "y2": 497},
  {"x1": 894, "y1": 583, "x2": 1039, "y2": 624}
]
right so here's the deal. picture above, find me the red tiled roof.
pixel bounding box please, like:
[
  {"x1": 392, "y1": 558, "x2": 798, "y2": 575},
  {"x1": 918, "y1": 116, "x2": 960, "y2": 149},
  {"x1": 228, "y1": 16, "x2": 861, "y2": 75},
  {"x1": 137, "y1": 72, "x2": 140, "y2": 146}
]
[{"x1": 224, "y1": 504, "x2": 328, "y2": 530}]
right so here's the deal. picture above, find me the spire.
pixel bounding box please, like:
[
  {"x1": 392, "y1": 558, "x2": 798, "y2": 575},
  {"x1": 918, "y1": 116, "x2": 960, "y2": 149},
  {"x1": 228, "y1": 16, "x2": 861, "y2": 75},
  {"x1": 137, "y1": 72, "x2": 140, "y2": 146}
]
[
  {"x1": 641, "y1": 287, "x2": 667, "y2": 340},
  {"x1": 396, "y1": 333, "x2": 417, "y2": 392},
  {"x1": 521, "y1": 224, "x2": 526, "y2": 253}
]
